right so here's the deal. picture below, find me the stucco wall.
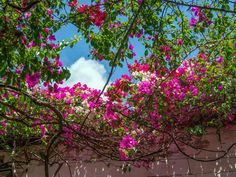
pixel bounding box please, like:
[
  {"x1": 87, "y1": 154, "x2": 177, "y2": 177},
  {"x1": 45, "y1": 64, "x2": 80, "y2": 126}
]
[{"x1": 1, "y1": 127, "x2": 236, "y2": 177}]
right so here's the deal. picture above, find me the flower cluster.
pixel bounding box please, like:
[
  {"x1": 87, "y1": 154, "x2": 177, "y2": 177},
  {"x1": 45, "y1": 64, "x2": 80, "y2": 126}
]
[
  {"x1": 70, "y1": 2, "x2": 106, "y2": 27},
  {"x1": 190, "y1": 6, "x2": 212, "y2": 27},
  {"x1": 119, "y1": 135, "x2": 138, "y2": 160}
]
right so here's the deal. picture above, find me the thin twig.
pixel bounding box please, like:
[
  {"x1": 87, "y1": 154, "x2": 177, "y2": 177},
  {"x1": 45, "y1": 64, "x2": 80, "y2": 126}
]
[{"x1": 163, "y1": 0, "x2": 236, "y2": 14}]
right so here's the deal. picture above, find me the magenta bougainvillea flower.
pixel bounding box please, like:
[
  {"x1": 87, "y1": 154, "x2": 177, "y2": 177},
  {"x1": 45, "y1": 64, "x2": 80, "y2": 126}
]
[
  {"x1": 218, "y1": 84, "x2": 223, "y2": 91},
  {"x1": 129, "y1": 44, "x2": 134, "y2": 50},
  {"x1": 69, "y1": 0, "x2": 78, "y2": 8},
  {"x1": 191, "y1": 7, "x2": 200, "y2": 16},
  {"x1": 119, "y1": 135, "x2": 138, "y2": 149},
  {"x1": 176, "y1": 39, "x2": 184, "y2": 45},
  {"x1": 25, "y1": 71, "x2": 41, "y2": 88},
  {"x1": 217, "y1": 56, "x2": 223, "y2": 63},
  {"x1": 77, "y1": 4, "x2": 106, "y2": 27},
  {"x1": 190, "y1": 17, "x2": 197, "y2": 27}
]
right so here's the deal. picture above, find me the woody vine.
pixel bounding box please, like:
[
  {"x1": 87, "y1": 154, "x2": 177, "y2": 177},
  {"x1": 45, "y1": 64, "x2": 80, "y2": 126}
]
[{"x1": 0, "y1": 0, "x2": 235, "y2": 176}]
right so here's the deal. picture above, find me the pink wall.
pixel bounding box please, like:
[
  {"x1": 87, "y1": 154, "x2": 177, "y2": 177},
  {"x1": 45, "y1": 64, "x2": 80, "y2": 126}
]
[{"x1": 1, "y1": 127, "x2": 236, "y2": 177}]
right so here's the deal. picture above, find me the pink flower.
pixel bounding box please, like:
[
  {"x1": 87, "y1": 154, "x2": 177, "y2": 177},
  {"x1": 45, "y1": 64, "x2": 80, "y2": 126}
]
[
  {"x1": 49, "y1": 43, "x2": 59, "y2": 49},
  {"x1": 24, "y1": 12, "x2": 31, "y2": 19},
  {"x1": 160, "y1": 45, "x2": 170, "y2": 53},
  {"x1": 49, "y1": 35, "x2": 56, "y2": 41},
  {"x1": 0, "y1": 130, "x2": 5, "y2": 135},
  {"x1": 129, "y1": 44, "x2": 134, "y2": 50},
  {"x1": 77, "y1": 4, "x2": 88, "y2": 13},
  {"x1": 41, "y1": 43, "x2": 46, "y2": 48},
  {"x1": 148, "y1": 35, "x2": 152, "y2": 40},
  {"x1": 119, "y1": 135, "x2": 138, "y2": 149},
  {"x1": 47, "y1": 8, "x2": 53, "y2": 15},
  {"x1": 43, "y1": 82, "x2": 49, "y2": 87},
  {"x1": 198, "y1": 12, "x2": 207, "y2": 22},
  {"x1": 175, "y1": 67, "x2": 186, "y2": 76},
  {"x1": 154, "y1": 35, "x2": 158, "y2": 40},
  {"x1": 21, "y1": 36, "x2": 26, "y2": 45},
  {"x1": 47, "y1": 125, "x2": 52, "y2": 131},
  {"x1": 178, "y1": 92, "x2": 186, "y2": 101},
  {"x1": 135, "y1": 33, "x2": 141, "y2": 38},
  {"x1": 65, "y1": 98, "x2": 72, "y2": 104},
  {"x1": 1, "y1": 121, "x2": 7, "y2": 128},
  {"x1": 69, "y1": 0, "x2": 78, "y2": 8},
  {"x1": 176, "y1": 39, "x2": 184, "y2": 45},
  {"x1": 16, "y1": 64, "x2": 24, "y2": 74},
  {"x1": 165, "y1": 54, "x2": 171, "y2": 61},
  {"x1": 44, "y1": 28, "x2": 50, "y2": 33},
  {"x1": 27, "y1": 40, "x2": 35, "y2": 48},
  {"x1": 190, "y1": 86, "x2": 199, "y2": 96},
  {"x1": 40, "y1": 125, "x2": 46, "y2": 137},
  {"x1": 199, "y1": 53, "x2": 206, "y2": 59},
  {"x1": 190, "y1": 17, "x2": 197, "y2": 27},
  {"x1": 217, "y1": 56, "x2": 223, "y2": 63},
  {"x1": 25, "y1": 71, "x2": 41, "y2": 88},
  {"x1": 137, "y1": 0, "x2": 143, "y2": 5},
  {"x1": 218, "y1": 84, "x2": 223, "y2": 91},
  {"x1": 191, "y1": 7, "x2": 200, "y2": 16},
  {"x1": 92, "y1": 11, "x2": 106, "y2": 27},
  {"x1": 54, "y1": 57, "x2": 63, "y2": 67},
  {"x1": 16, "y1": 68, "x2": 21, "y2": 74},
  {"x1": 138, "y1": 81, "x2": 153, "y2": 95},
  {"x1": 228, "y1": 113, "x2": 235, "y2": 121},
  {"x1": 135, "y1": 29, "x2": 143, "y2": 38},
  {"x1": 119, "y1": 150, "x2": 128, "y2": 160}
]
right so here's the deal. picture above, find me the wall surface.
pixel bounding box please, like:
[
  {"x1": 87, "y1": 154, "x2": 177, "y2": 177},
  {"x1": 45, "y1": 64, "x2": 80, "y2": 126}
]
[{"x1": 1, "y1": 127, "x2": 236, "y2": 177}]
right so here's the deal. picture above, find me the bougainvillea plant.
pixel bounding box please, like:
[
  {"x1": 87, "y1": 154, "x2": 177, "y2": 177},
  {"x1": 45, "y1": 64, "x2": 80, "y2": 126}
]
[{"x1": 0, "y1": 0, "x2": 235, "y2": 176}]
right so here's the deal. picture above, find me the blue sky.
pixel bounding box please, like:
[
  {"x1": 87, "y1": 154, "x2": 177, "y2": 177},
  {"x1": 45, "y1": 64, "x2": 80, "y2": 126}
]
[
  {"x1": 55, "y1": 23, "x2": 146, "y2": 89},
  {"x1": 54, "y1": 0, "x2": 127, "y2": 89}
]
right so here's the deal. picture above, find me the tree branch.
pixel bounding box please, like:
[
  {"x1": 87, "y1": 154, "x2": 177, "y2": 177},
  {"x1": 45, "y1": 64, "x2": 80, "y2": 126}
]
[
  {"x1": 7, "y1": 0, "x2": 41, "y2": 12},
  {"x1": 163, "y1": 0, "x2": 236, "y2": 14}
]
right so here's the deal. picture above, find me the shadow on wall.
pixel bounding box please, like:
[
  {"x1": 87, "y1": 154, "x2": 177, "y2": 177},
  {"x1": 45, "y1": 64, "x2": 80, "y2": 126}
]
[
  {"x1": 24, "y1": 155, "x2": 236, "y2": 177},
  {"x1": 2, "y1": 127, "x2": 236, "y2": 177}
]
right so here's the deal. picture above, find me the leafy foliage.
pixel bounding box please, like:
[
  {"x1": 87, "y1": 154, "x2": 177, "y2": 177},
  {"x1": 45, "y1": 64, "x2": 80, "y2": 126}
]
[{"x1": 0, "y1": 0, "x2": 235, "y2": 176}]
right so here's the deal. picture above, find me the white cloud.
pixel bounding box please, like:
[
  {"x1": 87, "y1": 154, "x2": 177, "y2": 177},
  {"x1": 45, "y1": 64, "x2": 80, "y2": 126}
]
[{"x1": 63, "y1": 57, "x2": 108, "y2": 90}]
